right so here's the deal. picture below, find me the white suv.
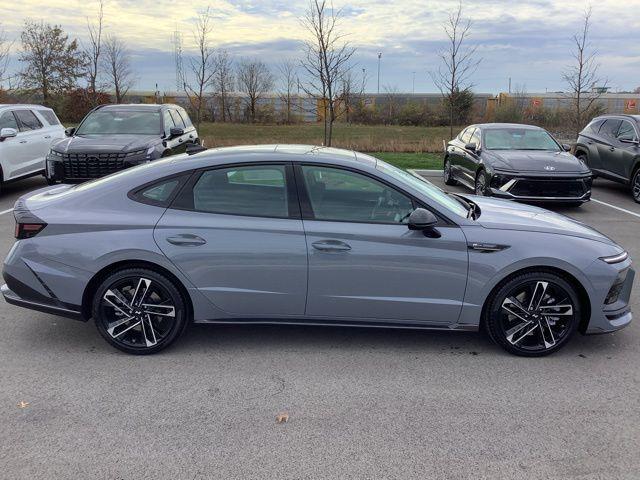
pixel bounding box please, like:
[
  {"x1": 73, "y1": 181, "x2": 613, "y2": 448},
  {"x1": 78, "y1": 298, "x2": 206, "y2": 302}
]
[{"x1": 0, "y1": 105, "x2": 65, "y2": 191}]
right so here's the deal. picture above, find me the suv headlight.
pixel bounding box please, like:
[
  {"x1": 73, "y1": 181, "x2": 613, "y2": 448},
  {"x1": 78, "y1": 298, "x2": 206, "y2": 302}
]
[
  {"x1": 48, "y1": 149, "x2": 64, "y2": 158},
  {"x1": 125, "y1": 149, "x2": 146, "y2": 157}
]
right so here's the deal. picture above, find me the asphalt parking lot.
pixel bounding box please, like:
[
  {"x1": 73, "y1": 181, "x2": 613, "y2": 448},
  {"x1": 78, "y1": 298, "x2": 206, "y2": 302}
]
[{"x1": 1, "y1": 173, "x2": 639, "y2": 479}]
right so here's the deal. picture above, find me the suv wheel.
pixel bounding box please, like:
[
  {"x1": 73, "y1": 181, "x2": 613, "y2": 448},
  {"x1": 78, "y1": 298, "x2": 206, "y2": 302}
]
[
  {"x1": 484, "y1": 272, "x2": 580, "y2": 357},
  {"x1": 92, "y1": 268, "x2": 188, "y2": 354},
  {"x1": 632, "y1": 168, "x2": 640, "y2": 203},
  {"x1": 444, "y1": 158, "x2": 458, "y2": 186}
]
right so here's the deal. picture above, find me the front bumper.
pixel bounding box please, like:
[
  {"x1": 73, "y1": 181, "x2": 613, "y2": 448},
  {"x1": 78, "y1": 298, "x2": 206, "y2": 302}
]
[
  {"x1": 489, "y1": 172, "x2": 592, "y2": 203},
  {"x1": 585, "y1": 265, "x2": 635, "y2": 335},
  {"x1": 46, "y1": 152, "x2": 148, "y2": 182}
]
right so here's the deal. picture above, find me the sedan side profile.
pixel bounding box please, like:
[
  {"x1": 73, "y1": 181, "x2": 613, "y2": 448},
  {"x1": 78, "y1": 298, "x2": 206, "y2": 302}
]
[
  {"x1": 575, "y1": 115, "x2": 640, "y2": 203},
  {"x1": 2, "y1": 146, "x2": 634, "y2": 356},
  {"x1": 444, "y1": 123, "x2": 592, "y2": 206}
]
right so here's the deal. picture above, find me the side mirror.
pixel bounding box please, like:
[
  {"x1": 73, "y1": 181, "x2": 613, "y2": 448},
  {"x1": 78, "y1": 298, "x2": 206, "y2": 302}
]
[
  {"x1": 170, "y1": 127, "x2": 184, "y2": 138},
  {"x1": 0, "y1": 127, "x2": 17, "y2": 140},
  {"x1": 465, "y1": 142, "x2": 478, "y2": 152},
  {"x1": 65, "y1": 127, "x2": 75, "y2": 137},
  {"x1": 562, "y1": 144, "x2": 572, "y2": 151},
  {"x1": 408, "y1": 208, "x2": 438, "y2": 231}
]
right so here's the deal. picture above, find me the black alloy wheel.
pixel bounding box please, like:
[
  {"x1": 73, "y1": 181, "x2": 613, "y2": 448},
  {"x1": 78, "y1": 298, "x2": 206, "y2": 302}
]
[
  {"x1": 475, "y1": 170, "x2": 490, "y2": 196},
  {"x1": 485, "y1": 272, "x2": 580, "y2": 356},
  {"x1": 444, "y1": 158, "x2": 458, "y2": 186},
  {"x1": 93, "y1": 268, "x2": 187, "y2": 354}
]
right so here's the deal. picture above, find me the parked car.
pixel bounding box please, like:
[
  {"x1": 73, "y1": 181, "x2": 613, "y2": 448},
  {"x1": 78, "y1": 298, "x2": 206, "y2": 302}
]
[
  {"x1": 3, "y1": 145, "x2": 633, "y2": 357},
  {"x1": 46, "y1": 103, "x2": 199, "y2": 184},
  {"x1": 444, "y1": 123, "x2": 592, "y2": 206},
  {"x1": 0, "y1": 104, "x2": 65, "y2": 192},
  {"x1": 575, "y1": 115, "x2": 640, "y2": 203}
]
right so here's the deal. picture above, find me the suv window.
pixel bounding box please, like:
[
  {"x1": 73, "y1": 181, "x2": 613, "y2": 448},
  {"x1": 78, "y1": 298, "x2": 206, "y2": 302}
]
[
  {"x1": 171, "y1": 110, "x2": 186, "y2": 128},
  {"x1": 599, "y1": 119, "x2": 622, "y2": 139},
  {"x1": 0, "y1": 111, "x2": 18, "y2": 130},
  {"x1": 189, "y1": 165, "x2": 288, "y2": 217},
  {"x1": 14, "y1": 110, "x2": 43, "y2": 131},
  {"x1": 162, "y1": 110, "x2": 176, "y2": 136},
  {"x1": 301, "y1": 165, "x2": 413, "y2": 224},
  {"x1": 178, "y1": 107, "x2": 193, "y2": 128},
  {"x1": 37, "y1": 110, "x2": 60, "y2": 126},
  {"x1": 617, "y1": 120, "x2": 638, "y2": 142}
]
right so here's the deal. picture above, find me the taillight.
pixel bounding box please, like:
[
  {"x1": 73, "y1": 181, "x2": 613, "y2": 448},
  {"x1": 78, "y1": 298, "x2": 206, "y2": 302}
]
[{"x1": 15, "y1": 222, "x2": 47, "y2": 239}]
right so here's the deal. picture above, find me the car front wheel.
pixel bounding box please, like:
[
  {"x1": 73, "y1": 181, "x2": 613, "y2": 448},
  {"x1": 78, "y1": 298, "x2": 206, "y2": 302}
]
[
  {"x1": 444, "y1": 158, "x2": 458, "y2": 186},
  {"x1": 92, "y1": 268, "x2": 188, "y2": 354},
  {"x1": 484, "y1": 272, "x2": 580, "y2": 356},
  {"x1": 632, "y1": 168, "x2": 640, "y2": 203},
  {"x1": 475, "y1": 170, "x2": 490, "y2": 196}
]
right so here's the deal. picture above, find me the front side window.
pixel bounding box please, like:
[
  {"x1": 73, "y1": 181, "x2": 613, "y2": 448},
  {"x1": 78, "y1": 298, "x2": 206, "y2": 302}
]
[
  {"x1": 599, "y1": 119, "x2": 622, "y2": 139},
  {"x1": 178, "y1": 108, "x2": 193, "y2": 128},
  {"x1": 14, "y1": 110, "x2": 43, "y2": 131},
  {"x1": 0, "y1": 111, "x2": 18, "y2": 130},
  {"x1": 617, "y1": 121, "x2": 638, "y2": 142},
  {"x1": 171, "y1": 110, "x2": 186, "y2": 128},
  {"x1": 38, "y1": 110, "x2": 60, "y2": 125},
  {"x1": 470, "y1": 128, "x2": 481, "y2": 146},
  {"x1": 189, "y1": 165, "x2": 288, "y2": 217},
  {"x1": 76, "y1": 110, "x2": 162, "y2": 135},
  {"x1": 162, "y1": 110, "x2": 176, "y2": 137},
  {"x1": 460, "y1": 128, "x2": 474, "y2": 144},
  {"x1": 483, "y1": 128, "x2": 560, "y2": 151},
  {"x1": 302, "y1": 165, "x2": 414, "y2": 224}
]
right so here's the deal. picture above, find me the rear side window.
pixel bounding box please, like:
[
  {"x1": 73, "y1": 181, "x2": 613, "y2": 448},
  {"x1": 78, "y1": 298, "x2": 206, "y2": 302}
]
[
  {"x1": 599, "y1": 119, "x2": 622, "y2": 139},
  {"x1": 131, "y1": 175, "x2": 189, "y2": 207},
  {"x1": 0, "y1": 111, "x2": 18, "y2": 130},
  {"x1": 179, "y1": 165, "x2": 289, "y2": 218},
  {"x1": 37, "y1": 110, "x2": 60, "y2": 126},
  {"x1": 14, "y1": 110, "x2": 43, "y2": 131}
]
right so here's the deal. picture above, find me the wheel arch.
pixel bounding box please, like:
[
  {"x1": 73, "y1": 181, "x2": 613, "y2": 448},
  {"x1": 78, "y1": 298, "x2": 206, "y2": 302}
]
[
  {"x1": 479, "y1": 265, "x2": 592, "y2": 335},
  {"x1": 81, "y1": 259, "x2": 194, "y2": 321}
]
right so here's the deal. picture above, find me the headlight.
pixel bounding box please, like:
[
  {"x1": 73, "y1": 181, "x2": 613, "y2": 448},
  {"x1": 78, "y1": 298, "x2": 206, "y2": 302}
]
[
  {"x1": 125, "y1": 149, "x2": 146, "y2": 157},
  {"x1": 48, "y1": 149, "x2": 64, "y2": 158},
  {"x1": 146, "y1": 146, "x2": 155, "y2": 156},
  {"x1": 600, "y1": 251, "x2": 628, "y2": 264}
]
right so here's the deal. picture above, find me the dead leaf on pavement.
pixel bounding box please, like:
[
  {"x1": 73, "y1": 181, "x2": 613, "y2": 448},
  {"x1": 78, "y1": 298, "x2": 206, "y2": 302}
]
[
  {"x1": 275, "y1": 412, "x2": 289, "y2": 424},
  {"x1": 17, "y1": 401, "x2": 29, "y2": 409}
]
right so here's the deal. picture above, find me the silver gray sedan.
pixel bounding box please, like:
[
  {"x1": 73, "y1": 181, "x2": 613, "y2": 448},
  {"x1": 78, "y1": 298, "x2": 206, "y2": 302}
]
[{"x1": 2, "y1": 145, "x2": 634, "y2": 356}]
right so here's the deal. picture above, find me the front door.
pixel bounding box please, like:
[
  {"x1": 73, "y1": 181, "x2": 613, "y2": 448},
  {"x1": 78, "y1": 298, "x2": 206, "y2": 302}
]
[
  {"x1": 298, "y1": 164, "x2": 468, "y2": 324},
  {"x1": 155, "y1": 163, "x2": 308, "y2": 316}
]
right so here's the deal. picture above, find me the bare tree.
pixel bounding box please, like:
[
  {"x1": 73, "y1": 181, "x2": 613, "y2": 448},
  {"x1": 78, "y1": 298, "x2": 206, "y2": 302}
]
[
  {"x1": 212, "y1": 50, "x2": 235, "y2": 122},
  {"x1": 84, "y1": 0, "x2": 104, "y2": 105},
  {"x1": 237, "y1": 58, "x2": 274, "y2": 123},
  {"x1": 563, "y1": 6, "x2": 606, "y2": 134},
  {"x1": 300, "y1": 0, "x2": 355, "y2": 146},
  {"x1": 102, "y1": 35, "x2": 134, "y2": 103},
  {"x1": 339, "y1": 68, "x2": 367, "y2": 123},
  {"x1": 277, "y1": 60, "x2": 298, "y2": 124},
  {"x1": 181, "y1": 8, "x2": 216, "y2": 130},
  {"x1": 430, "y1": 1, "x2": 480, "y2": 138},
  {"x1": 0, "y1": 24, "x2": 13, "y2": 89},
  {"x1": 19, "y1": 21, "x2": 85, "y2": 105}
]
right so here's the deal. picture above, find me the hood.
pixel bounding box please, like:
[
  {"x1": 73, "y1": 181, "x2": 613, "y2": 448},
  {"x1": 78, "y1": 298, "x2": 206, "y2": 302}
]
[
  {"x1": 51, "y1": 134, "x2": 159, "y2": 153},
  {"x1": 485, "y1": 149, "x2": 589, "y2": 174},
  {"x1": 469, "y1": 196, "x2": 615, "y2": 245}
]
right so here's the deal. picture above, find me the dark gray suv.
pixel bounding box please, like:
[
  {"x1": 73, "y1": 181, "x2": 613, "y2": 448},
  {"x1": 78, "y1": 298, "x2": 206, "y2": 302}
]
[
  {"x1": 46, "y1": 104, "x2": 199, "y2": 183},
  {"x1": 575, "y1": 115, "x2": 640, "y2": 202}
]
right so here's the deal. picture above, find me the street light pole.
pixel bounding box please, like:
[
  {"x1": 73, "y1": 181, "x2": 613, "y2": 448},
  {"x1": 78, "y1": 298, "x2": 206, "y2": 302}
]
[
  {"x1": 377, "y1": 52, "x2": 382, "y2": 94},
  {"x1": 412, "y1": 72, "x2": 416, "y2": 94}
]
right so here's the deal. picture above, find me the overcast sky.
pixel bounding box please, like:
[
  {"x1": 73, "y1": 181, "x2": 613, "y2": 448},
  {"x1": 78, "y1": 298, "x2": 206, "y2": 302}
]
[{"x1": 1, "y1": 0, "x2": 639, "y2": 94}]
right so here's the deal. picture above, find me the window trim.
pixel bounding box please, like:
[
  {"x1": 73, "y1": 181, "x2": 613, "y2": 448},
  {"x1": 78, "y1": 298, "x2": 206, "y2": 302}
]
[
  {"x1": 293, "y1": 162, "x2": 453, "y2": 226},
  {"x1": 169, "y1": 162, "x2": 301, "y2": 220},
  {"x1": 128, "y1": 172, "x2": 194, "y2": 207}
]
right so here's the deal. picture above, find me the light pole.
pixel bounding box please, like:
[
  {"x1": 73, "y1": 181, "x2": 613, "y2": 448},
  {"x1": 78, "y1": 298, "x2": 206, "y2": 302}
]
[
  {"x1": 412, "y1": 72, "x2": 416, "y2": 94},
  {"x1": 377, "y1": 52, "x2": 382, "y2": 94}
]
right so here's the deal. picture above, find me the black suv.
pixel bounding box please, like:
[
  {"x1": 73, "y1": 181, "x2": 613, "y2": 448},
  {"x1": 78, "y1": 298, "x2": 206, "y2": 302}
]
[
  {"x1": 46, "y1": 104, "x2": 200, "y2": 183},
  {"x1": 575, "y1": 115, "x2": 640, "y2": 202}
]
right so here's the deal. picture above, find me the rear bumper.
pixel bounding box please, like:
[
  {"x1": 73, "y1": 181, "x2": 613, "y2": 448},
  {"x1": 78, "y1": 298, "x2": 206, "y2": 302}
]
[{"x1": 1, "y1": 283, "x2": 83, "y2": 320}]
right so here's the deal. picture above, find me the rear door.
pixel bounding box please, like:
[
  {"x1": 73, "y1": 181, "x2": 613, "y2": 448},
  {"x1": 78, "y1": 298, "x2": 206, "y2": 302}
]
[
  {"x1": 155, "y1": 163, "x2": 308, "y2": 317},
  {"x1": 596, "y1": 119, "x2": 622, "y2": 178},
  {"x1": 10, "y1": 109, "x2": 48, "y2": 179},
  {"x1": 297, "y1": 164, "x2": 468, "y2": 324}
]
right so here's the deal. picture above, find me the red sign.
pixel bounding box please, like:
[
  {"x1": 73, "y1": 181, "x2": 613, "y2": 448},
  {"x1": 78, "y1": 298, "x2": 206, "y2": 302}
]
[
  {"x1": 626, "y1": 99, "x2": 637, "y2": 111},
  {"x1": 531, "y1": 98, "x2": 542, "y2": 108}
]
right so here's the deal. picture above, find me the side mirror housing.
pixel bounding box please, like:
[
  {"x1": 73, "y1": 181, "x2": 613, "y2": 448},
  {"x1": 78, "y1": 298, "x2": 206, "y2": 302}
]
[
  {"x1": 408, "y1": 208, "x2": 438, "y2": 231},
  {"x1": 65, "y1": 127, "x2": 75, "y2": 137},
  {"x1": 562, "y1": 143, "x2": 572, "y2": 152},
  {"x1": 169, "y1": 127, "x2": 184, "y2": 138},
  {"x1": 0, "y1": 127, "x2": 18, "y2": 140},
  {"x1": 465, "y1": 142, "x2": 478, "y2": 152}
]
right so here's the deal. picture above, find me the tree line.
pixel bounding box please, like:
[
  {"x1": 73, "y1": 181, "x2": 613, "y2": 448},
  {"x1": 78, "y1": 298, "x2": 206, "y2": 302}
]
[{"x1": 0, "y1": 1, "x2": 614, "y2": 143}]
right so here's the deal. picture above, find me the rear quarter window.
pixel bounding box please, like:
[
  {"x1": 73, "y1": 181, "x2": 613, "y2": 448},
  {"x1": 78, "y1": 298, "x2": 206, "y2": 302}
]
[{"x1": 130, "y1": 174, "x2": 190, "y2": 207}]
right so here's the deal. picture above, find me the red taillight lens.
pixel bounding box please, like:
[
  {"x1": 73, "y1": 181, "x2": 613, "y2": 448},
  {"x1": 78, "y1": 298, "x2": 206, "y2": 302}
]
[{"x1": 15, "y1": 222, "x2": 46, "y2": 239}]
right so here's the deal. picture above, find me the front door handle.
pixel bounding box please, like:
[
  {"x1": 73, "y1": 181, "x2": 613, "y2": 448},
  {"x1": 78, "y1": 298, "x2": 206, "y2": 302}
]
[
  {"x1": 166, "y1": 234, "x2": 206, "y2": 246},
  {"x1": 609, "y1": 147, "x2": 615, "y2": 152},
  {"x1": 19, "y1": 140, "x2": 27, "y2": 144},
  {"x1": 312, "y1": 240, "x2": 351, "y2": 252},
  {"x1": 44, "y1": 135, "x2": 51, "y2": 139}
]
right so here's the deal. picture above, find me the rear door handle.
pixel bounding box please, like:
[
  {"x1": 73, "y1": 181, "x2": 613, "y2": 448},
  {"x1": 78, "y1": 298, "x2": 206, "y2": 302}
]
[
  {"x1": 609, "y1": 147, "x2": 616, "y2": 152},
  {"x1": 19, "y1": 140, "x2": 27, "y2": 144},
  {"x1": 44, "y1": 135, "x2": 51, "y2": 139},
  {"x1": 312, "y1": 240, "x2": 351, "y2": 252},
  {"x1": 166, "y1": 234, "x2": 206, "y2": 246}
]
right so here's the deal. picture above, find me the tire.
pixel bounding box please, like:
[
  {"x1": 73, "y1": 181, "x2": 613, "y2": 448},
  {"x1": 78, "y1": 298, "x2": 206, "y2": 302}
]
[
  {"x1": 92, "y1": 268, "x2": 188, "y2": 355},
  {"x1": 632, "y1": 167, "x2": 640, "y2": 204},
  {"x1": 484, "y1": 271, "x2": 581, "y2": 357},
  {"x1": 443, "y1": 158, "x2": 458, "y2": 186},
  {"x1": 474, "y1": 169, "x2": 490, "y2": 196}
]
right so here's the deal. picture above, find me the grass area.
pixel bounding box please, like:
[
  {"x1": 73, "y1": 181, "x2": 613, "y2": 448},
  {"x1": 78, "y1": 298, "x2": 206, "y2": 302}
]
[
  {"x1": 372, "y1": 152, "x2": 443, "y2": 170},
  {"x1": 200, "y1": 122, "x2": 456, "y2": 153}
]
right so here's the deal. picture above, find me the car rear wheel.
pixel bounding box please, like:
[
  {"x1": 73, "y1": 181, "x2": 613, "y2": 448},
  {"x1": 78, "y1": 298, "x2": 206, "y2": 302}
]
[
  {"x1": 484, "y1": 272, "x2": 580, "y2": 357},
  {"x1": 474, "y1": 170, "x2": 490, "y2": 196},
  {"x1": 444, "y1": 158, "x2": 458, "y2": 186},
  {"x1": 632, "y1": 168, "x2": 640, "y2": 203},
  {"x1": 92, "y1": 268, "x2": 187, "y2": 354}
]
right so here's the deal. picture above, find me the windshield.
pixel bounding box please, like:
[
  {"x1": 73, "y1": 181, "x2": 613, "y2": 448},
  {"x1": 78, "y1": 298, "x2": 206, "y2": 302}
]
[
  {"x1": 484, "y1": 128, "x2": 560, "y2": 151},
  {"x1": 375, "y1": 160, "x2": 469, "y2": 218},
  {"x1": 76, "y1": 110, "x2": 162, "y2": 135}
]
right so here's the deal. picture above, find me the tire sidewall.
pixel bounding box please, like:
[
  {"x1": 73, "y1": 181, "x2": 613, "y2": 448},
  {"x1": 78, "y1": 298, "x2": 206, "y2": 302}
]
[
  {"x1": 475, "y1": 169, "x2": 489, "y2": 196},
  {"x1": 92, "y1": 268, "x2": 187, "y2": 355},
  {"x1": 484, "y1": 272, "x2": 581, "y2": 357},
  {"x1": 632, "y1": 168, "x2": 640, "y2": 203}
]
